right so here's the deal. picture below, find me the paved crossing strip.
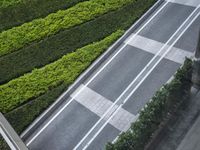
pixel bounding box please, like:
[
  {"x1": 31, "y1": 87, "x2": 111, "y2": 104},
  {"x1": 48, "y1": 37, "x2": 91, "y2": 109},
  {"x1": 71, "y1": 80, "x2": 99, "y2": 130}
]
[
  {"x1": 167, "y1": 0, "x2": 200, "y2": 7},
  {"x1": 71, "y1": 84, "x2": 137, "y2": 132},
  {"x1": 125, "y1": 34, "x2": 194, "y2": 64}
]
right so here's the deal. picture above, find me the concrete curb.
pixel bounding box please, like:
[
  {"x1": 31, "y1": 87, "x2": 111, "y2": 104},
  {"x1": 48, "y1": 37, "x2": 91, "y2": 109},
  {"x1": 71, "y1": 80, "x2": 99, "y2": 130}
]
[
  {"x1": 0, "y1": 113, "x2": 28, "y2": 150},
  {"x1": 21, "y1": 0, "x2": 165, "y2": 141}
]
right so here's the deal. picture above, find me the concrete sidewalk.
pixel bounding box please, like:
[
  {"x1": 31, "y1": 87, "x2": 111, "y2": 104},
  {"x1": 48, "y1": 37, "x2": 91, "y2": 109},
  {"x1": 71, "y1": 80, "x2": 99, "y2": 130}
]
[
  {"x1": 176, "y1": 91, "x2": 200, "y2": 150},
  {"x1": 147, "y1": 90, "x2": 200, "y2": 150}
]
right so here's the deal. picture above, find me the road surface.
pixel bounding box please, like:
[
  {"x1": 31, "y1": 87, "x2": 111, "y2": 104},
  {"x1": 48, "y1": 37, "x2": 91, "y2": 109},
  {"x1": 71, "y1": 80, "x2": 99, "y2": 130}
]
[{"x1": 25, "y1": 0, "x2": 200, "y2": 149}]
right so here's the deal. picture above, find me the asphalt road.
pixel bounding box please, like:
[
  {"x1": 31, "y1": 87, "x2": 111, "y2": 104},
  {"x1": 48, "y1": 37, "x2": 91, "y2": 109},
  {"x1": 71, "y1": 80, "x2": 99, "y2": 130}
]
[{"x1": 25, "y1": 0, "x2": 200, "y2": 149}]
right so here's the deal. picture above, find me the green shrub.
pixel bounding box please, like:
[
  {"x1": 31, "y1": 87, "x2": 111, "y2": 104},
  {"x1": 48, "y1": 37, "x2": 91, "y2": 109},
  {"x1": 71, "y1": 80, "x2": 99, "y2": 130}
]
[
  {"x1": 0, "y1": 0, "x2": 156, "y2": 84},
  {"x1": 0, "y1": 136, "x2": 10, "y2": 150},
  {"x1": 0, "y1": 0, "x2": 87, "y2": 32},
  {"x1": 0, "y1": 0, "x2": 22, "y2": 8},
  {"x1": 106, "y1": 59, "x2": 192, "y2": 150},
  {"x1": 0, "y1": 30, "x2": 124, "y2": 113},
  {"x1": 0, "y1": 82, "x2": 67, "y2": 150},
  {"x1": 0, "y1": 0, "x2": 132, "y2": 57},
  {"x1": 5, "y1": 83, "x2": 67, "y2": 134}
]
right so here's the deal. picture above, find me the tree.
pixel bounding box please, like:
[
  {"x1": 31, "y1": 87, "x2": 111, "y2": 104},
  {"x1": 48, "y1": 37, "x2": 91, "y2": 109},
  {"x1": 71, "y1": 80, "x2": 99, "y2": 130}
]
[
  {"x1": 192, "y1": 28, "x2": 200, "y2": 87},
  {"x1": 195, "y1": 29, "x2": 200, "y2": 59}
]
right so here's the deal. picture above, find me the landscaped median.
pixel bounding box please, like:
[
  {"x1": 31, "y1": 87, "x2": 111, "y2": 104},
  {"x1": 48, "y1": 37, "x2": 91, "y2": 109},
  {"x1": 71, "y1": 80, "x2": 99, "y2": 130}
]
[
  {"x1": 0, "y1": 0, "x2": 87, "y2": 32},
  {"x1": 0, "y1": 0, "x2": 133, "y2": 57},
  {"x1": 0, "y1": 0, "x2": 156, "y2": 84},
  {"x1": 0, "y1": 30, "x2": 124, "y2": 114},
  {"x1": 106, "y1": 59, "x2": 192, "y2": 150}
]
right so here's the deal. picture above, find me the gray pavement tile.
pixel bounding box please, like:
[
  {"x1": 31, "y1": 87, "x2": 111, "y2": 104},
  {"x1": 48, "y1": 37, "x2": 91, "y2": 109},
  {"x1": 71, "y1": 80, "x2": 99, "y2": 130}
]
[
  {"x1": 122, "y1": 59, "x2": 180, "y2": 115},
  {"x1": 88, "y1": 45, "x2": 154, "y2": 102},
  {"x1": 167, "y1": 0, "x2": 199, "y2": 7},
  {"x1": 86, "y1": 124, "x2": 120, "y2": 150},
  {"x1": 175, "y1": 15, "x2": 200, "y2": 52},
  {"x1": 139, "y1": 2, "x2": 194, "y2": 43},
  {"x1": 125, "y1": 34, "x2": 193, "y2": 64},
  {"x1": 29, "y1": 101, "x2": 99, "y2": 150}
]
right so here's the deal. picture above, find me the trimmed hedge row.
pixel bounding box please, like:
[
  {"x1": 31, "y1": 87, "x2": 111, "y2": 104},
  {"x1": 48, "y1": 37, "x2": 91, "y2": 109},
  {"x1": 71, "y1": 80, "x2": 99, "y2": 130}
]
[
  {"x1": 0, "y1": 0, "x2": 22, "y2": 8},
  {"x1": 0, "y1": 136, "x2": 10, "y2": 150},
  {"x1": 0, "y1": 0, "x2": 156, "y2": 84},
  {"x1": 0, "y1": 0, "x2": 132, "y2": 57},
  {"x1": 0, "y1": 0, "x2": 87, "y2": 32},
  {"x1": 0, "y1": 30, "x2": 124, "y2": 113},
  {"x1": 0, "y1": 84, "x2": 67, "y2": 150},
  {"x1": 106, "y1": 59, "x2": 192, "y2": 150},
  {"x1": 5, "y1": 83, "x2": 67, "y2": 134}
]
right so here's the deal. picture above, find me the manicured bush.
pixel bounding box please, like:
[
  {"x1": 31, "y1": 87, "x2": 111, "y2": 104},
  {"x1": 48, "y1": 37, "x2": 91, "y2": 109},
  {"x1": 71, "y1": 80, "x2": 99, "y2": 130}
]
[
  {"x1": 0, "y1": 0, "x2": 22, "y2": 8},
  {"x1": 5, "y1": 83, "x2": 67, "y2": 134},
  {"x1": 0, "y1": 136, "x2": 10, "y2": 150},
  {"x1": 0, "y1": 0, "x2": 132, "y2": 57},
  {"x1": 106, "y1": 59, "x2": 192, "y2": 150},
  {"x1": 0, "y1": 0, "x2": 87, "y2": 32},
  {"x1": 0, "y1": 0, "x2": 156, "y2": 84},
  {"x1": 0, "y1": 84, "x2": 67, "y2": 150},
  {"x1": 0, "y1": 30, "x2": 124, "y2": 113}
]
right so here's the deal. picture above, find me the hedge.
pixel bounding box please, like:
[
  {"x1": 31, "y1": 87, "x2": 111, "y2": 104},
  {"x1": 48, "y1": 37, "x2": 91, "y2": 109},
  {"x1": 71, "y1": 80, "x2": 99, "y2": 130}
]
[
  {"x1": 0, "y1": 0, "x2": 87, "y2": 32},
  {"x1": 0, "y1": 136, "x2": 10, "y2": 150},
  {"x1": 106, "y1": 58, "x2": 192, "y2": 150},
  {"x1": 0, "y1": 0, "x2": 22, "y2": 8},
  {"x1": 0, "y1": 81, "x2": 67, "y2": 150},
  {"x1": 0, "y1": 0, "x2": 156, "y2": 84},
  {"x1": 0, "y1": 0, "x2": 133, "y2": 57},
  {"x1": 0, "y1": 30, "x2": 124, "y2": 113}
]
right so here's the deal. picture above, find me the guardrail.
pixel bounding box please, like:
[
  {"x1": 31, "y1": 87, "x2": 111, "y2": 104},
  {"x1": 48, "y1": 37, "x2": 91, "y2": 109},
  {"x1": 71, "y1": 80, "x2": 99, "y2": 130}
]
[
  {"x1": 21, "y1": 0, "x2": 165, "y2": 142},
  {"x1": 0, "y1": 113, "x2": 28, "y2": 150}
]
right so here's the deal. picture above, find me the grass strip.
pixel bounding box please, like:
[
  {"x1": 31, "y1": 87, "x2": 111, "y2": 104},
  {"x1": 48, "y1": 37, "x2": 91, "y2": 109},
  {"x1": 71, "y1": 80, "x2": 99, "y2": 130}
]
[
  {"x1": 0, "y1": 0, "x2": 132, "y2": 57},
  {"x1": 0, "y1": 30, "x2": 124, "y2": 113},
  {"x1": 0, "y1": 0, "x2": 156, "y2": 84},
  {"x1": 106, "y1": 59, "x2": 192, "y2": 150},
  {"x1": 0, "y1": 0, "x2": 87, "y2": 32}
]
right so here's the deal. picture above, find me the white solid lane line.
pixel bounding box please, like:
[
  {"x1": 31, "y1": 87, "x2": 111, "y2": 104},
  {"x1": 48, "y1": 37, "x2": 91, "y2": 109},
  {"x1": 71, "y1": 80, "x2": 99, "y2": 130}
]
[
  {"x1": 82, "y1": 12, "x2": 200, "y2": 150},
  {"x1": 26, "y1": 1, "x2": 169, "y2": 146},
  {"x1": 73, "y1": 5, "x2": 200, "y2": 149},
  {"x1": 71, "y1": 84, "x2": 136, "y2": 132}
]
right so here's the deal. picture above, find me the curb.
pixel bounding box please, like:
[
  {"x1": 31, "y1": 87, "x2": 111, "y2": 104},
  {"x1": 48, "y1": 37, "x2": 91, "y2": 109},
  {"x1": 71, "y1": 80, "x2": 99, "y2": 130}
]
[
  {"x1": 21, "y1": 0, "x2": 165, "y2": 141},
  {"x1": 0, "y1": 113, "x2": 28, "y2": 150}
]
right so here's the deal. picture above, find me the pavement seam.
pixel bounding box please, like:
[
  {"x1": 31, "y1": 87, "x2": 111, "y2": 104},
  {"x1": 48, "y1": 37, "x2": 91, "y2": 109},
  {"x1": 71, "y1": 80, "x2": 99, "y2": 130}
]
[
  {"x1": 124, "y1": 34, "x2": 194, "y2": 64},
  {"x1": 25, "y1": 0, "x2": 167, "y2": 146},
  {"x1": 74, "y1": 5, "x2": 200, "y2": 150},
  {"x1": 71, "y1": 84, "x2": 136, "y2": 132},
  {"x1": 166, "y1": 0, "x2": 200, "y2": 7}
]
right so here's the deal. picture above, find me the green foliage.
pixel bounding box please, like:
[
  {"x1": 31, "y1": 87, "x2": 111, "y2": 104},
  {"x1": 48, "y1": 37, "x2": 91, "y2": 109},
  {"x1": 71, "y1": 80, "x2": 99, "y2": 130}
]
[
  {"x1": 0, "y1": 82, "x2": 67, "y2": 150},
  {"x1": 0, "y1": 135, "x2": 10, "y2": 150},
  {"x1": 0, "y1": 0, "x2": 22, "y2": 8},
  {"x1": 0, "y1": 0, "x2": 132, "y2": 57},
  {"x1": 0, "y1": 30, "x2": 124, "y2": 113},
  {"x1": 106, "y1": 59, "x2": 192, "y2": 150},
  {"x1": 0, "y1": 0, "x2": 87, "y2": 32},
  {"x1": 0, "y1": 0, "x2": 156, "y2": 84},
  {"x1": 5, "y1": 83, "x2": 67, "y2": 134}
]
